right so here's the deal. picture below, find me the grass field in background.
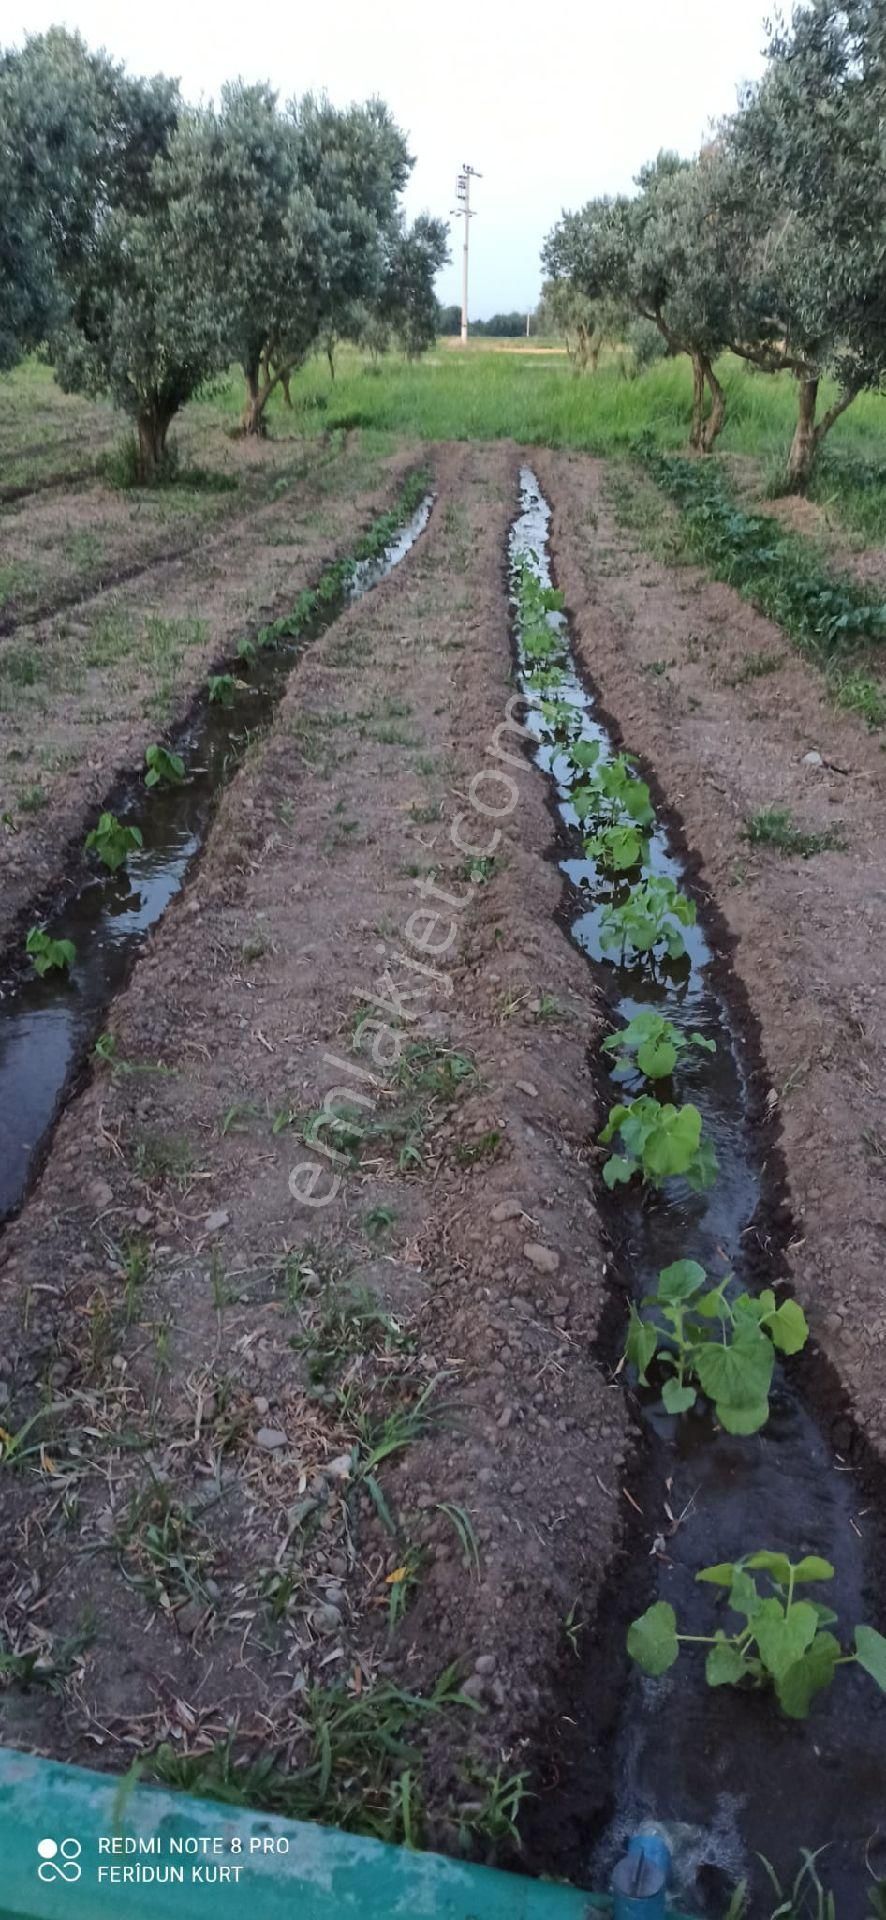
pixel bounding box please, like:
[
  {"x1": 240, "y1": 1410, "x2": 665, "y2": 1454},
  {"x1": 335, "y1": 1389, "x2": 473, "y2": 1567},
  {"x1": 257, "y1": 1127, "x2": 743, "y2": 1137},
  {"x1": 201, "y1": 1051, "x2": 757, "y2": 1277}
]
[
  {"x1": 211, "y1": 341, "x2": 886, "y2": 462},
  {"x1": 6, "y1": 344, "x2": 886, "y2": 540},
  {"x1": 204, "y1": 343, "x2": 886, "y2": 539}
]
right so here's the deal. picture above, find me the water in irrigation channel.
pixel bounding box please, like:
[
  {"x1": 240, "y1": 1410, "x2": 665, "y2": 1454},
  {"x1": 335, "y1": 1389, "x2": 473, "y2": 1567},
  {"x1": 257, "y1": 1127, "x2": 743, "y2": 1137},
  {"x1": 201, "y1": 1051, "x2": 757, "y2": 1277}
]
[
  {"x1": 511, "y1": 469, "x2": 886, "y2": 1915},
  {"x1": 0, "y1": 492, "x2": 433, "y2": 1226}
]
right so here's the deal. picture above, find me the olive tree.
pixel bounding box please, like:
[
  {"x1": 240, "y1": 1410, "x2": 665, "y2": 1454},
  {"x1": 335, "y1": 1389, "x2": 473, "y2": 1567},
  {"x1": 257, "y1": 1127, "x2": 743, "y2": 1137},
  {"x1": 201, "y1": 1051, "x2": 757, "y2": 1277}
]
[
  {"x1": 543, "y1": 152, "x2": 734, "y2": 449},
  {"x1": 0, "y1": 146, "x2": 52, "y2": 369},
  {"x1": 536, "y1": 277, "x2": 616, "y2": 371},
  {"x1": 721, "y1": 0, "x2": 886, "y2": 489},
  {"x1": 0, "y1": 29, "x2": 220, "y2": 477},
  {"x1": 0, "y1": 28, "x2": 177, "y2": 373},
  {"x1": 377, "y1": 215, "x2": 449, "y2": 359},
  {"x1": 53, "y1": 194, "x2": 228, "y2": 477},
  {"x1": 170, "y1": 84, "x2": 415, "y2": 434}
]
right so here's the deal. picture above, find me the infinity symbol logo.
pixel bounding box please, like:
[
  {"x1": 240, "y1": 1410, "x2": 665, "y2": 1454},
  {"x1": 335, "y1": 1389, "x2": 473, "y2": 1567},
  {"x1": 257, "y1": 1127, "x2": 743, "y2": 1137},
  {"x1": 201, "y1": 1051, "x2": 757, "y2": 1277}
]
[{"x1": 37, "y1": 1838, "x2": 82, "y2": 1883}]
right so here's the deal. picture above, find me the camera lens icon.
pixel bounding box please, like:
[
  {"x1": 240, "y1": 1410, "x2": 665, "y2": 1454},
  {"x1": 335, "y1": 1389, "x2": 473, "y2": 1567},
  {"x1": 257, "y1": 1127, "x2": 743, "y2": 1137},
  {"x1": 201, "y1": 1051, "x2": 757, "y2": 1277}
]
[{"x1": 37, "y1": 1838, "x2": 82, "y2": 1883}]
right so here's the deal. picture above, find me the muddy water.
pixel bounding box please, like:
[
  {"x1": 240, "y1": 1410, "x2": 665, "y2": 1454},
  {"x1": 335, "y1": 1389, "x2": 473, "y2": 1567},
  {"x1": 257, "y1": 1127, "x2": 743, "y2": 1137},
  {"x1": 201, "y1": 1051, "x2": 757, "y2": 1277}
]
[
  {"x1": 511, "y1": 469, "x2": 886, "y2": 1914},
  {"x1": 0, "y1": 493, "x2": 433, "y2": 1225}
]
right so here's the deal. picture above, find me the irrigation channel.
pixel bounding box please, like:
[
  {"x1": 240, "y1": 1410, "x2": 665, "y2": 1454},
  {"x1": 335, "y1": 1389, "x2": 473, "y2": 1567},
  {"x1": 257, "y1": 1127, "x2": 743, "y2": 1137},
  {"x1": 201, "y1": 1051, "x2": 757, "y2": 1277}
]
[
  {"x1": 0, "y1": 486, "x2": 433, "y2": 1226},
  {"x1": 510, "y1": 469, "x2": 886, "y2": 1915}
]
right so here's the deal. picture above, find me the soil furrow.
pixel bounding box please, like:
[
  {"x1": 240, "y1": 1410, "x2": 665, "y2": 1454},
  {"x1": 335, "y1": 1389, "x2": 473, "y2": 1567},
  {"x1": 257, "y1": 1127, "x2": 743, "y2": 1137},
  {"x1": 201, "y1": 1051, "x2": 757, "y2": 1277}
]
[
  {"x1": 0, "y1": 442, "x2": 417, "y2": 953},
  {"x1": 535, "y1": 447, "x2": 886, "y2": 1468},
  {"x1": 0, "y1": 441, "x2": 626, "y2": 1850}
]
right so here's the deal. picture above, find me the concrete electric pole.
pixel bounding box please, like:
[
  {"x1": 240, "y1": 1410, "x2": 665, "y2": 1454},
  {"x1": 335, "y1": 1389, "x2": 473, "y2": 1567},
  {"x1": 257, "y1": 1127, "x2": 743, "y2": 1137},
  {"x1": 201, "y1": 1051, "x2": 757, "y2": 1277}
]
[{"x1": 451, "y1": 165, "x2": 481, "y2": 345}]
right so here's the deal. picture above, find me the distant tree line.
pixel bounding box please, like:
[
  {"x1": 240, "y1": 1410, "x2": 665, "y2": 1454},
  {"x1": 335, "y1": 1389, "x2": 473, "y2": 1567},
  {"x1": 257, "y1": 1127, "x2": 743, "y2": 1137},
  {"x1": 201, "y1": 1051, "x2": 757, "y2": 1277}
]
[
  {"x1": 436, "y1": 305, "x2": 528, "y2": 338},
  {"x1": 0, "y1": 30, "x2": 448, "y2": 477},
  {"x1": 541, "y1": 0, "x2": 886, "y2": 490}
]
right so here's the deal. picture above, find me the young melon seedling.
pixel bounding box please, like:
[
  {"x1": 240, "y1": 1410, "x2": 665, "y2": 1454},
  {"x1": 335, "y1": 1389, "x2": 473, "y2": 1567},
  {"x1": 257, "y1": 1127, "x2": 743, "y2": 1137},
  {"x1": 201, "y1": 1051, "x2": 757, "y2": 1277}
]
[
  {"x1": 25, "y1": 926, "x2": 76, "y2": 977},
  {"x1": 603, "y1": 1011, "x2": 715, "y2": 1080},
  {"x1": 208, "y1": 673, "x2": 236, "y2": 707},
  {"x1": 84, "y1": 812, "x2": 144, "y2": 874},
  {"x1": 624, "y1": 1258, "x2": 808, "y2": 1431},
  {"x1": 599, "y1": 1095, "x2": 717, "y2": 1191},
  {"x1": 538, "y1": 697, "x2": 583, "y2": 739},
  {"x1": 565, "y1": 737, "x2": 602, "y2": 775},
  {"x1": 600, "y1": 874, "x2": 696, "y2": 961},
  {"x1": 585, "y1": 821, "x2": 650, "y2": 873},
  {"x1": 144, "y1": 744, "x2": 185, "y2": 788},
  {"x1": 628, "y1": 1552, "x2": 886, "y2": 1720}
]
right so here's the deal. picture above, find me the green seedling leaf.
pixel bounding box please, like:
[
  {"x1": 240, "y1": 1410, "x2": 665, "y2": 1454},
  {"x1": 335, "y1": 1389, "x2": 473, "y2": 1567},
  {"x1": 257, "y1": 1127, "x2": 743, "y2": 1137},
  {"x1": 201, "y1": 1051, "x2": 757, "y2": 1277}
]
[
  {"x1": 745, "y1": 1551, "x2": 793, "y2": 1583},
  {"x1": 728, "y1": 1569, "x2": 759, "y2": 1617},
  {"x1": 643, "y1": 1102, "x2": 700, "y2": 1177},
  {"x1": 586, "y1": 823, "x2": 648, "y2": 872},
  {"x1": 776, "y1": 1632, "x2": 841, "y2": 1718},
  {"x1": 626, "y1": 1309, "x2": 658, "y2": 1383},
  {"x1": 755, "y1": 1599, "x2": 819, "y2": 1681},
  {"x1": 706, "y1": 1635, "x2": 749, "y2": 1687},
  {"x1": 793, "y1": 1557, "x2": 835, "y2": 1584},
  {"x1": 571, "y1": 785, "x2": 600, "y2": 822},
  {"x1": 600, "y1": 1097, "x2": 717, "y2": 1191},
  {"x1": 626, "y1": 1602, "x2": 679, "y2": 1676},
  {"x1": 208, "y1": 673, "x2": 237, "y2": 706},
  {"x1": 145, "y1": 744, "x2": 185, "y2": 789},
  {"x1": 26, "y1": 927, "x2": 76, "y2": 976},
  {"x1": 637, "y1": 1035, "x2": 677, "y2": 1077},
  {"x1": 762, "y1": 1297, "x2": 809, "y2": 1355},
  {"x1": 569, "y1": 739, "x2": 601, "y2": 771},
  {"x1": 603, "y1": 1010, "x2": 697, "y2": 1082},
  {"x1": 662, "y1": 1378, "x2": 696, "y2": 1415},
  {"x1": 854, "y1": 1626, "x2": 886, "y2": 1692},
  {"x1": 660, "y1": 1546, "x2": 869, "y2": 1720},
  {"x1": 687, "y1": 1134, "x2": 719, "y2": 1192},
  {"x1": 603, "y1": 1154, "x2": 635, "y2": 1189},
  {"x1": 84, "y1": 813, "x2": 143, "y2": 873},
  {"x1": 599, "y1": 874, "x2": 696, "y2": 962},
  {"x1": 626, "y1": 1260, "x2": 807, "y2": 1434},
  {"x1": 695, "y1": 1329, "x2": 775, "y2": 1435},
  {"x1": 697, "y1": 1562, "x2": 737, "y2": 1587},
  {"x1": 657, "y1": 1259, "x2": 707, "y2": 1303}
]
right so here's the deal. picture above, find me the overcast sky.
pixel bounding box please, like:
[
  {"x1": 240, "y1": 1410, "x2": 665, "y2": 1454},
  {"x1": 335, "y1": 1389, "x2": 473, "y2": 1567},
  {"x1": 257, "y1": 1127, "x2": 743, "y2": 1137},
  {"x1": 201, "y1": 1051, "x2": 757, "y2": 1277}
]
[{"x1": 7, "y1": 1, "x2": 770, "y2": 318}]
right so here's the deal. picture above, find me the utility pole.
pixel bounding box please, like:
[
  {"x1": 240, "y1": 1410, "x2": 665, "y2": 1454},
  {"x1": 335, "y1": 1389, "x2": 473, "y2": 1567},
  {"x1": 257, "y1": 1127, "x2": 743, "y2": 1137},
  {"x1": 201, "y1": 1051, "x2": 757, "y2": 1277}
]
[{"x1": 451, "y1": 165, "x2": 480, "y2": 345}]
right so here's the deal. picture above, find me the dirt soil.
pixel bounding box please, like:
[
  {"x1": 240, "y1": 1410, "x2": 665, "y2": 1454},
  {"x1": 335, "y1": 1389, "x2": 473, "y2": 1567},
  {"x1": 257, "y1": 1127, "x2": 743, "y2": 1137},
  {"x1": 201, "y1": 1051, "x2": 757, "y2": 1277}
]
[
  {"x1": 0, "y1": 442, "x2": 630, "y2": 1850},
  {"x1": 728, "y1": 451, "x2": 886, "y2": 593},
  {"x1": 0, "y1": 437, "x2": 415, "y2": 953},
  {"x1": 536, "y1": 446, "x2": 886, "y2": 1467}
]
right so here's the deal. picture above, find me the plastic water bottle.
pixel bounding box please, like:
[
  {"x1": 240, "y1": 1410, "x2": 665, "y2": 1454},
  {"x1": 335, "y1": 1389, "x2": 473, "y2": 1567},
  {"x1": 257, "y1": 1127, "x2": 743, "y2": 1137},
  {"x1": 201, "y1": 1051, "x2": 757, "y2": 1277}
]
[{"x1": 611, "y1": 1823, "x2": 672, "y2": 1919}]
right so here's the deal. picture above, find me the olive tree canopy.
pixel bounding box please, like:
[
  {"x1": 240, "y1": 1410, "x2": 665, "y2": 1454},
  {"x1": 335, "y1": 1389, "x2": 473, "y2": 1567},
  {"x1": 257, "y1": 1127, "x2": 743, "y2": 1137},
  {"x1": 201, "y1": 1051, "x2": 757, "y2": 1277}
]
[
  {"x1": 377, "y1": 214, "x2": 450, "y2": 359},
  {"x1": 168, "y1": 83, "x2": 418, "y2": 432},
  {"x1": 721, "y1": 0, "x2": 886, "y2": 487},
  {"x1": 0, "y1": 28, "x2": 177, "y2": 372},
  {"x1": 543, "y1": 152, "x2": 735, "y2": 448}
]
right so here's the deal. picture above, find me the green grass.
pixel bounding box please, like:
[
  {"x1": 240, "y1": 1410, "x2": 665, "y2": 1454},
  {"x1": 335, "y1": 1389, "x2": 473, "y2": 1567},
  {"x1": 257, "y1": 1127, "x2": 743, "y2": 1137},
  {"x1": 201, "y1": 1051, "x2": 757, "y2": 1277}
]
[
  {"x1": 743, "y1": 809, "x2": 845, "y2": 858},
  {"x1": 186, "y1": 345, "x2": 886, "y2": 470},
  {"x1": 8, "y1": 346, "x2": 886, "y2": 540},
  {"x1": 149, "y1": 1666, "x2": 478, "y2": 1847}
]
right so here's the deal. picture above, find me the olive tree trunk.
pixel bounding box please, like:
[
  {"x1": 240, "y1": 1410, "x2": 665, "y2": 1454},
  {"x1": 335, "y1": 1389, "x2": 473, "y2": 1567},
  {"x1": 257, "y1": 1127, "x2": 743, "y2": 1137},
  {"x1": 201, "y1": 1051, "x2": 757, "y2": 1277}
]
[
  {"x1": 135, "y1": 404, "x2": 175, "y2": 482},
  {"x1": 689, "y1": 351, "x2": 705, "y2": 451},
  {"x1": 786, "y1": 376, "x2": 821, "y2": 491},
  {"x1": 241, "y1": 361, "x2": 270, "y2": 437},
  {"x1": 786, "y1": 376, "x2": 858, "y2": 492},
  {"x1": 700, "y1": 357, "x2": 727, "y2": 452}
]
